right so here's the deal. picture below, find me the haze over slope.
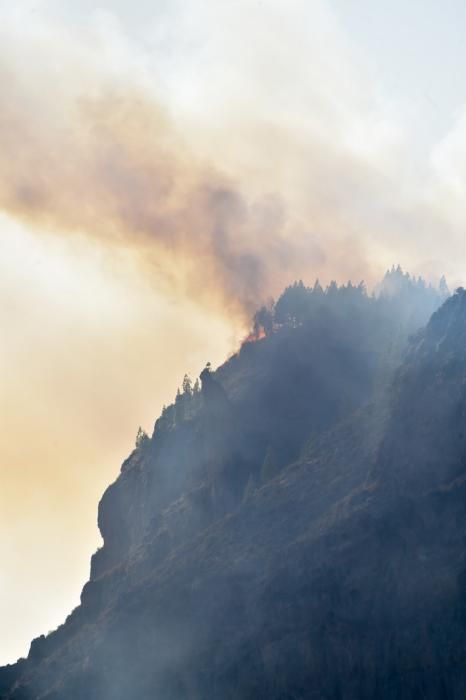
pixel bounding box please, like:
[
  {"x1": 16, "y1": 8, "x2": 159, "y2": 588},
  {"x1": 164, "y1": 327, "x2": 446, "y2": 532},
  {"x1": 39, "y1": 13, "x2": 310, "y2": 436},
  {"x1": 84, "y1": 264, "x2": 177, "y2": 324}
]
[
  {"x1": 4, "y1": 0, "x2": 466, "y2": 667},
  {"x1": 3, "y1": 271, "x2": 464, "y2": 699}
]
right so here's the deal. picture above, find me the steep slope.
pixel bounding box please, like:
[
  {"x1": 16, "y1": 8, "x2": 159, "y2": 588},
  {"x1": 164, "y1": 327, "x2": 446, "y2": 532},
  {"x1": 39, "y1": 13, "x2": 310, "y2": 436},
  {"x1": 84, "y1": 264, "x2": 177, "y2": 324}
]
[
  {"x1": 87, "y1": 282, "x2": 411, "y2": 584},
  {"x1": 377, "y1": 288, "x2": 466, "y2": 493},
  {"x1": 1, "y1": 281, "x2": 457, "y2": 700}
]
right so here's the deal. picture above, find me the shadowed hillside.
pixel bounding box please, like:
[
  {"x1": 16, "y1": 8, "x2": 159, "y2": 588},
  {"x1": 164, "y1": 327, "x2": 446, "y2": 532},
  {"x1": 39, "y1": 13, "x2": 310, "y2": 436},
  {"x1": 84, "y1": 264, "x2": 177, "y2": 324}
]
[{"x1": 3, "y1": 272, "x2": 464, "y2": 700}]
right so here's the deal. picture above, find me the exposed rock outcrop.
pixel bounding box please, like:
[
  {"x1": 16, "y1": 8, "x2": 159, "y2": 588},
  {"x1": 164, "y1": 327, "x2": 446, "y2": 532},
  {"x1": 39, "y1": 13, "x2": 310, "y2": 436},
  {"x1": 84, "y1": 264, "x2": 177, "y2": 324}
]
[{"x1": 3, "y1": 282, "x2": 464, "y2": 700}]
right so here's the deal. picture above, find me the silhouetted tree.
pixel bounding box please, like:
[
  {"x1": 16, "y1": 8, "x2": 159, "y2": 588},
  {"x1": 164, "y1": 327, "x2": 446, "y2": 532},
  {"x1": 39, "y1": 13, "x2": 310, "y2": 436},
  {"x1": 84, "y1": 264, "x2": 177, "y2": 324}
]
[
  {"x1": 182, "y1": 374, "x2": 193, "y2": 396},
  {"x1": 313, "y1": 278, "x2": 324, "y2": 296},
  {"x1": 275, "y1": 281, "x2": 310, "y2": 326},
  {"x1": 439, "y1": 275, "x2": 449, "y2": 299},
  {"x1": 135, "y1": 427, "x2": 149, "y2": 448},
  {"x1": 200, "y1": 362, "x2": 212, "y2": 389}
]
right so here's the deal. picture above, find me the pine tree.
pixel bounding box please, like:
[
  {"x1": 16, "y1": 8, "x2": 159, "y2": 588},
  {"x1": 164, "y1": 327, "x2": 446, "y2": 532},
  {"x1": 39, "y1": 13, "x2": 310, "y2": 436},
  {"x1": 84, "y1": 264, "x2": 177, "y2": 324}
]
[
  {"x1": 182, "y1": 374, "x2": 193, "y2": 396},
  {"x1": 439, "y1": 275, "x2": 449, "y2": 299},
  {"x1": 135, "y1": 427, "x2": 149, "y2": 448}
]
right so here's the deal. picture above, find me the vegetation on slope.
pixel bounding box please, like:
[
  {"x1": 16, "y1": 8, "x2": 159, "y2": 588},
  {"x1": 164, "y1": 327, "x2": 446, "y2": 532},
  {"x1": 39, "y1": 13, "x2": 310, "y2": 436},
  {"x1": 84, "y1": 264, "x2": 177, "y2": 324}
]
[{"x1": 1, "y1": 269, "x2": 457, "y2": 700}]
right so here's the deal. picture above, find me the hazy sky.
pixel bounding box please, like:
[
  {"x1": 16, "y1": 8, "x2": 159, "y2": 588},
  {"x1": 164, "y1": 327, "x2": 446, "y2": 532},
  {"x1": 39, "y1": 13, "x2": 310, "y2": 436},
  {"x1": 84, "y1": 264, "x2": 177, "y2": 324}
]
[{"x1": 2, "y1": 0, "x2": 466, "y2": 664}]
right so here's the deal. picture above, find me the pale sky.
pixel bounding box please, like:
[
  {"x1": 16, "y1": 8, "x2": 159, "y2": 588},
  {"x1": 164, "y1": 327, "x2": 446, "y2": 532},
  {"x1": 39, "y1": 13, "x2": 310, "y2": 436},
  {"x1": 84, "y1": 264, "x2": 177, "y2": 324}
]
[{"x1": 2, "y1": 1, "x2": 466, "y2": 664}]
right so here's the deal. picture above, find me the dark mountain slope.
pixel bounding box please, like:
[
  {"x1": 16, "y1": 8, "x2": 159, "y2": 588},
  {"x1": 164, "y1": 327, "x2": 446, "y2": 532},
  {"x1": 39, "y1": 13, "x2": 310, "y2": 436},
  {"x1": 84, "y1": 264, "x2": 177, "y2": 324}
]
[
  {"x1": 1, "y1": 278, "x2": 458, "y2": 700},
  {"x1": 0, "y1": 401, "x2": 386, "y2": 700},
  {"x1": 89, "y1": 281, "x2": 415, "y2": 583},
  {"x1": 377, "y1": 289, "x2": 466, "y2": 494}
]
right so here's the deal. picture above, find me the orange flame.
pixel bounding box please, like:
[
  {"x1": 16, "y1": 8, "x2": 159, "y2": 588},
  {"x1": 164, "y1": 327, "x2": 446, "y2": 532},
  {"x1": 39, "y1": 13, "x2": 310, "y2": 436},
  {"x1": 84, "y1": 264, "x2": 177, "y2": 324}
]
[{"x1": 243, "y1": 327, "x2": 267, "y2": 344}]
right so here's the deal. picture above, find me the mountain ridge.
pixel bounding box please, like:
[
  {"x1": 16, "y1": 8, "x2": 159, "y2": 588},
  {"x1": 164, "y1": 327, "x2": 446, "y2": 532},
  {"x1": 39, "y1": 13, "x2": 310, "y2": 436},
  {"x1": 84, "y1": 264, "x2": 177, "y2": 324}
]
[{"x1": 3, "y1": 271, "x2": 463, "y2": 700}]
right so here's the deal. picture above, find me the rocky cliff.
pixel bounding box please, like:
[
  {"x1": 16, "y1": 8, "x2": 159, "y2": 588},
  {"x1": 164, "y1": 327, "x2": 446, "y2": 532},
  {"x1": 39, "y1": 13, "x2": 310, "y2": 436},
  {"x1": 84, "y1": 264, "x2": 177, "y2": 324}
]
[{"x1": 2, "y1": 279, "x2": 463, "y2": 700}]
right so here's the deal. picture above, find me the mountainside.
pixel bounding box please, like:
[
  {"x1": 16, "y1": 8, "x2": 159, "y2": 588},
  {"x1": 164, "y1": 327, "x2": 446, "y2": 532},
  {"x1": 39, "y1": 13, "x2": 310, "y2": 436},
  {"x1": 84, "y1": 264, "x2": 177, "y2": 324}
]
[{"x1": 3, "y1": 275, "x2": 464, "y2": 700}]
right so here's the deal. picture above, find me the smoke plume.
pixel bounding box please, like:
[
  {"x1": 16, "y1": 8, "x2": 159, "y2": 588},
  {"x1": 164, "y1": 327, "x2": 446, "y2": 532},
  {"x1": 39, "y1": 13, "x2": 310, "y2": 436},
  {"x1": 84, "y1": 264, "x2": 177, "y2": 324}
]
[{"x1": 0, "y1": 8, "x2": 381, "y2": 319}]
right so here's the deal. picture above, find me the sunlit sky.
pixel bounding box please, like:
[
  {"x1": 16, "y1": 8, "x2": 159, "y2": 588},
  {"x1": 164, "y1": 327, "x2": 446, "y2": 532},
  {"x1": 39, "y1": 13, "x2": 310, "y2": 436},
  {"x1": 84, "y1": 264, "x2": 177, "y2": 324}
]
[{"x1": 2, "y1": 0, "x2": 466, "y2": 664}]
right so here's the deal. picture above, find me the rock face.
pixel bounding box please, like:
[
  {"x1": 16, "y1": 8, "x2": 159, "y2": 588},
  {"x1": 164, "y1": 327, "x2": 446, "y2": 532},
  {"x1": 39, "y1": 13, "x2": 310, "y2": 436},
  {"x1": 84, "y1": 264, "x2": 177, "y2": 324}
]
[{"x1": 2, "y1": 284, "x2": 465, "y2": 700}]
